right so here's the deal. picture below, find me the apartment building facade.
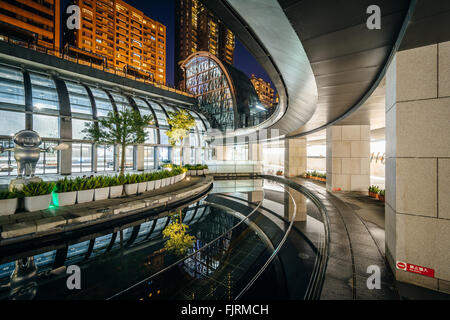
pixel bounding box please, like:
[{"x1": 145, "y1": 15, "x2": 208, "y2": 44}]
[
  {"x1": 0, "y1": 0, "x2": 60, "y2": 49},
  {"x1": 64, "y1": 0, "x2": 166, "y2": 84},
  {"x1": 250, "y1": 74, "x2": 275, "y2": 108}
]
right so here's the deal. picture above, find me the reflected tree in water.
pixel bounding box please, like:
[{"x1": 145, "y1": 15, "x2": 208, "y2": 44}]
[{"x1": 162, "y1": 210, "x2": 196, "y2": 256}]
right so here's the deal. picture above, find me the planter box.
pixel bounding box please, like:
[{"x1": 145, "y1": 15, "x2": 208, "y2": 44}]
[
  {"x1": 165, "y1": 177, "x2": 171, "y2": 186},
  {"x1": 24, "y1": 194, "x2": 52, "y2": 212},
  {"x1": 94, "y1": 187, "x2": 110, "y2": 201},
  {"x1": 378, "y1": 195, "x2": 385, "y2": 202},
  {"x1": 154, "y1": 179, "x2": 161, "y2": 190},
  {"x1": 138, "y1": 182, "x2": 147, "y2": 194},
  {"x1": 57, "y1": 191, "x2": 77, "y2": 206},
  {"x1": 109, "y1": 185, "x2": 123, "y2": 198},
  {"x1": 197, "y1": 169, "x2": 204, "y2": 176},
  {"x1": 147, "y1": 180, "x2": 155, "y2": 191},
  {"x1": 204, "y1": 169, "x2": 209, "y2": 175},
  {"x1": 0, "y1": 198, "x2": 18, "y2": 215},
  {"x1": 77, "y1": 189, "x2": 95, "y2": 204},
  {"x1": 170, "y1": 176, "x2": 175, "y2": 185},
  {"x1": 124, "y1": 183, "x2": 139, "y2": 195},
  {"x1": 181, "y1": 172, "x2": 186, "y2": 180}
]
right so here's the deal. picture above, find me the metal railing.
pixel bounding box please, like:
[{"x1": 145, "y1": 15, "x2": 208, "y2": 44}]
[{"x1": 0, "y1": 36, "x2": 194, "y2": 98}]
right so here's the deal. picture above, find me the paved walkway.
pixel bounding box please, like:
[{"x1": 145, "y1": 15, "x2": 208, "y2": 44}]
[{"x1": 293, "y1": 178, "x2": 450, "y2": 300}]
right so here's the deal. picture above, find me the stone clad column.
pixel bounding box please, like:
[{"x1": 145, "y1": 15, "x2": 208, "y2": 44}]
[
  {"x1": 284, "y1": 138, "x2": 306, "y2": 177},
  {"x1": 385, "y1": 42, "x2": 450, "y2": 293},
  {"x1": 136, "y1": 145, "x2": 144, "y2": 171},
  {"x1": 326, "y1": 125, "x2": 370, "y2": 192}
]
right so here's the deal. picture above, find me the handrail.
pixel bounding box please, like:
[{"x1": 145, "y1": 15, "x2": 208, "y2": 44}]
[
  {"x1": 106, "y1": 188, "x2": 266, "y2": 300},
  {"x1": 234, "y1": 183, "x2": 296, "y2": 299},
  {"x1": 0, "y1": 36, "x2": 194, "y2": 98}
]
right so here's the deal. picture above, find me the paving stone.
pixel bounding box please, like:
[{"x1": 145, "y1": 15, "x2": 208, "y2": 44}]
[
  {"x1": 1, "y1": 221, "x2": 37, "y2": 238},
  {"x1": 36, "y1": 216, "x2": 66, "y2": 233}
]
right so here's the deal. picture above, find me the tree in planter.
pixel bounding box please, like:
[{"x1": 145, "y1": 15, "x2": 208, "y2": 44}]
[
  {"x1": 165, "y1": 109, "x2": 195, "y2": 166},
  {"x1": 83, "y1": 109, "x2": 153, "y2": 175}
]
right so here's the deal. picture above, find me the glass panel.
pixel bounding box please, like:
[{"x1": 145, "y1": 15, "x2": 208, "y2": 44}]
[
  {"x1": 159, "y1": 129, "x2": 169, "y2": 145},
  {"x1": 34, "y1": 250, "x2": 57, "y2": 272},
  {"x1": 66, "y1": 240, "x2": 90, "y2": 265},
  {"x1": 91, "y1": 234, "x2": 113, "y2": 257},
  {"x1": 36, "y1": 141, "x2": 58, "y2": 174},
  {"x1": 0, "y1": 110, "x2": 25, "y2": 135},
  {"x1": 0, "y1": 140, "x2": 16, "y2": 176},
  {"x1": 66, "y1": 81, "x2": 93, "y2": 116},
  {"x1": 158, "y1": 146, "x2": 170, "y2": 164},
  {"x1": 30, "y1": 73, "x2": 59, "y2": 111},
  {"x1": 97, "y1": 145, "x2": 115, "y2": 172},
  {"x1": 147, "y1": 100, "x2": 168, "y2": 126},
  {"x1": 72, "y1": 143, "x2": 92, "y2": 172},
  {"x1": 110, "y1": 92, "x2": 131, "y2": 112},
  {"x1": 144, "y1": 146, "x2": 154, "y2": 170},
  {"x1": 90, "y1": 87, "x2": 113, "y2": 117},
  {"x1": 33, "y1": 114, "x2": 59, "y2": 138},
  {"x1": 72, "y1": 118, "x2": 92, "y2": 140},
  {"x1": 0, "y1": 65, "x2": 25, "y2": 106},
  {"x1": 117, "y1": 145, "x2": 134, "y2": 171},
  {"x1": 135, "y1": 221, "x2": 153, "y2": 243}
]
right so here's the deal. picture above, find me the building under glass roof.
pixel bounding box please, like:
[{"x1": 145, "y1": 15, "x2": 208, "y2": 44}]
[{"x1": 0, "y1": 62, "x2": 212, "y2": 177}]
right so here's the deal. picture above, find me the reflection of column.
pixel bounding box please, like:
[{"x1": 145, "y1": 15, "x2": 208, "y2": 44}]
[
  {"x1": 284, "y1": 188, "x2": 306, "y2": 221},
  {"x1": 92, "y1": 144, "x2": 98, "y2": 173},
  {"x1": 215, "y1": 145, "x2": 227, "y2": 160},
  {"x1": 182, "y1": 136, "x2": 190, "y2": 165},
  {"x1": 248, "y1": 191, "x2": 263, "y2": 203},
  {"x1": 385, "y1": 43, "x2": 450, "y2": 293},
  {"x1": 284, "y1": 138, "x2": 306, "y2": 177},
  {"x1": 10, "y1": 257, "x2": 38, "y2": 300},
  {"x1": 249, "y1": 142, "x2": 262, "y2": 161},
  {"x1": 326, "y1": 125, "x2": 370, "y2": 192},
  {"x1": 136, "y1": 145, "x2": 144, "y2": 171}
]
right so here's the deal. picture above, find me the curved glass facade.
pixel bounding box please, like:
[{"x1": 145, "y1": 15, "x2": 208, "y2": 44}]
[
  {"x1": 0, "y1": 63, "x2": 212, "y2": 176},
  {"x1": 182, "y1": 52, "x2": 272, "y2": 132}
]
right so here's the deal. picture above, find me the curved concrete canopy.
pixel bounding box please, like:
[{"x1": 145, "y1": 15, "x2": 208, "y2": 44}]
[{"x1": 202, "y1": 0, "x2": 415, "y2": 141}]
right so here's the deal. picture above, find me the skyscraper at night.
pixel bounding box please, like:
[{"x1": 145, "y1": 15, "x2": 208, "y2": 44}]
[
  {"x1": 64, "y1": 0, "x2": 166, "y2": 84},
  {"x1": 175, "y1": 0, "x2": 235, "y2": 88}
]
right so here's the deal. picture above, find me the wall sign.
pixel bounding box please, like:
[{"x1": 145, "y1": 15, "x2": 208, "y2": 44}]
[{"x1": 396, "y1": 261, "x2": 435, "y2": 278}]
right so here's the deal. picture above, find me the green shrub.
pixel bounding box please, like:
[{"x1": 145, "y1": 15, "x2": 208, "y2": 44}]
[
  {"x1": 0, "y1": 189, "x2": 20, "y2": 199},
  {"x1": 22, "y1": 181, "x2": 55, "y2": 197},
  {"x1": 378, "y1": 189, "x2": 385, "y2": 196},
  {"x1": 56, "y1": 177, "x2": 77, "y2": 193},
  {"x1": 93, "y1": 176, "x2": 109, "y2": 189},
  {"x1": 124, "y1": 173, "x2": 139, "y2": 185}
]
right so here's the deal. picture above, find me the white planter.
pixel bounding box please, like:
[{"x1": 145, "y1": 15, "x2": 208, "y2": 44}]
[
  {"x1": 197, "y1": 169, "x2": 204, "y2": 176},
  {"x1": 94, "y1": 187, "x2": 110, "y2": 201},
  {"x1": 204, "y1": 169, "x2": 209, "y2": 175},
  {"x1": 77, "y1": 189, "x2": 94, "y2": 204},
  {"x1": 147, "y1": 180, "x2": 155, "y2": 191},
  {"x1": 124, "y1": 183, "x2": 138, "y2": 195},
  {"x1": 181, "y1": 172, "x2": 186, "y2": 180},
  {"x1": 138, "y1": 182, "x2": 147, "y2": 193},
  {"x1": 109, "y1": 185, "x2": 123, "y2": 198},
  {"x1": 164, "y1": 177, "x2": 171, "y2": 186},
  {"x1": 56, "y1": 191, "x2": 77, "y2": 206},
  {"x1": 0, "y1": 198, "x2": 18, "y2": 215},
  {"x1": 170, "y1": 176, "x2": 175, "y2": 185},
  {"x1": 24, "y1": 194, "x2": 52, "y2": 212},
  {"x1": 154, "y1": 179, "x2": 161, "y2": 189},
  {"x1": 189, "y1": 170, "x2": 196, "y2": 176}
]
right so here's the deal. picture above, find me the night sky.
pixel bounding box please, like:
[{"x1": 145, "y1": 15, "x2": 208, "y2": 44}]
[{"x1": 61, "y1": 0, "x2": 274, "y2": 89}]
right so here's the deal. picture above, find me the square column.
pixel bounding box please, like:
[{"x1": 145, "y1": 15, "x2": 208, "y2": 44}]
[
  {"x1": 326, "y1": 125, "x2": 370, "y2": 192},
  {"x1": 136, "y1": 145, "x2": 144, "y2": 171},
  {"x1": 385, "y1": 43, "x2": 450, "y2": 293},
  {"x1": 284, "y1": 138, "x2": 306, "y2": 177}
]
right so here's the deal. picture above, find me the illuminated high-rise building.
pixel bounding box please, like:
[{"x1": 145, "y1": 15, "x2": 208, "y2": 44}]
[
  {"x1": 250, "y1": 74, "x2": 275, "y2": 108},
  {"x1": 64, "y1": 0, "x2": 166, "y2": 84},
  {"x1": 0, "y1": 0, "x2": 60, "y2": 49},
  {"x1": 175, "y1": 0, "x2": 235, "y2": 88}
]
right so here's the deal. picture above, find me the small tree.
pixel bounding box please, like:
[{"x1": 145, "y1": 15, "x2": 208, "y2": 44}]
[
  {"x1": 83, "y1": 109, "x2": 153, "y2": 175},
  {"x1": 165, "y1": 109, "x2": 196, "y2": 166}
]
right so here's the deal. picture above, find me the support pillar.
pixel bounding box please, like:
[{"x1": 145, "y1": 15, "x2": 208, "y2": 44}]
[
  {"x1": 385, "y1": 43, "x2": 450, "y2": 293},
  {"x1": 326, "y1": 125, "x2": 370, "y2": 192},
  {"x1": 284, "y1": 138, "x2": 306, "y2": 177},
  {"x1": 182, "y1": 136, "x2": 190, "y2": 165},
  {"x1": 136, "y1": 145, "x2": 144, "y2": 171}
]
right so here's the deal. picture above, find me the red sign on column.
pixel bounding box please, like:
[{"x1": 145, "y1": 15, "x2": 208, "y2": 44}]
[{"x1": 396, "y1": 261, "x2": 435, "y2": 278}]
